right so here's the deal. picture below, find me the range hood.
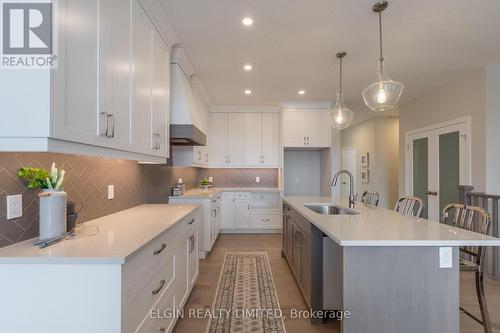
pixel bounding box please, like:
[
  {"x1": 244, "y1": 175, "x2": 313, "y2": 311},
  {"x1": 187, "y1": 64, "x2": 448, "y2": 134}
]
[
  {"x1": 170, "y1": 49, "x2": 207, "y2": 146},
  {"x1": 170, "y1": 124, "x2": 206, "y2": 146}
]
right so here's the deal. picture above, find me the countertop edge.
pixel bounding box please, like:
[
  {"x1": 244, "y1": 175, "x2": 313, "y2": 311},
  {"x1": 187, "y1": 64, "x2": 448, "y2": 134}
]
[
  {"x1": 0, "y1": 204, "x2": 201, "y2": 265},
  {"x1": 282, "y1": 197, "x2": 500, "y2": 247}
]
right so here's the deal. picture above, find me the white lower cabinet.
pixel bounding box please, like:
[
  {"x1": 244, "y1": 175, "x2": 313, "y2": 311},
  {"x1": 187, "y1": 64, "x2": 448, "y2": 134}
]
[
  {"x1": 220, "y1": 192, "x2": 282, "y2": 232},
  {"x1": 168, "y1": 196, "x2": 219, "y2": 258},
  {"x1": 250, "y1": 211, "x2": 282, "y2": 229},
  {"x1": 123, "y1": 212, "x2": 199, "y2": 333},
  {"x1": 221, "y1": 192, "x2": 236, "y2": 229},
  {"x1": 235, "y1": 195, "x2": 251, "y2": 229}
]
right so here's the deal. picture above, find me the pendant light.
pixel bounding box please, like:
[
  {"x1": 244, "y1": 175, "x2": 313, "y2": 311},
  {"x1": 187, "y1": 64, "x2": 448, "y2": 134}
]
[
  {"x1": 329, "y1": 51, "x2": 354, "y2": 129},
  {"x1": 362, "y1": 0, "x2": 403, "y2": 111}
]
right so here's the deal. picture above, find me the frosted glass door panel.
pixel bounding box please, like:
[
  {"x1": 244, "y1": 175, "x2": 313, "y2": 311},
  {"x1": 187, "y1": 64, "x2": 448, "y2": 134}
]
[{"x1": 413, "y1": 138, "x2": 429, "y2": 219}]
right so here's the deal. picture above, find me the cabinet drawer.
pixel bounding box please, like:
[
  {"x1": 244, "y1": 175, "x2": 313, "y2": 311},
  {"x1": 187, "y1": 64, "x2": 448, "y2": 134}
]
[
  {"x1": 136, "y1": 287, "x2": 176, "y2": 333},
  {"x1": 123, "y1": 225, "x2": 178, "y2": 293},
  {"x1": 235, "y1": 192, "x2": 250, "y2": 199},
  {"x1": 124, "y1": 253, "x2": 176, "y2": 333},
  {"x1": 250, "y1": 211, "x2": 282, "y2": 229},
  {"x1": 250, "y1": 192, "x2": 280, "y2": 208}
]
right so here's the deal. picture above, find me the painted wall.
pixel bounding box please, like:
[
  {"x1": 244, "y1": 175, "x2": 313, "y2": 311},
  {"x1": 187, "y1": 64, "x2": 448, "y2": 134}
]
[
  {"x1": 485, "y1": 65, "x2": 500, "y2": 194},
  {"x1": 197, "y1": 168, "x2": 278, "y2": 188},
  {"x1": 340, "y1": 117, "x2": 399, "y2": 209},
  {"x1": 398, "y1": 70, "x2": 487, "y2": 193}
]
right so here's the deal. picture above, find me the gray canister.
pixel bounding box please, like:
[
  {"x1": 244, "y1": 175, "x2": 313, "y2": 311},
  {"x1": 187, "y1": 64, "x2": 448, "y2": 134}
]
[{"x1": 39, "y1": 190, "x2": 67, "y2": 241}]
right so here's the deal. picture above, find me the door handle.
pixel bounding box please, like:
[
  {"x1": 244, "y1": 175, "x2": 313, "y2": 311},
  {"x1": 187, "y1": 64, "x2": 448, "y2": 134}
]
[{"x1": 426, "y1": 191, "x2": 438, "y2": 196}]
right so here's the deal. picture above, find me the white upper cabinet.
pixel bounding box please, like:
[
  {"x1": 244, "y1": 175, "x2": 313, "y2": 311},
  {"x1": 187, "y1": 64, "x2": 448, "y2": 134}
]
[
  {"x1": 53, "y1": 0, "x2": 102, "y2": 145},
  {"x1": 210, "y1": 113, "x2": 229, "y2": 166},
  {"x1": 282, "y1": 109, "x2": 330, "y2": 148},
  {"x1": 306, "y1": 109, "x2": 330, "y2": 148},
  {"x1": 210, "y1": 112, "x2": 280, "y2": 168},
  {"x1": 262, "y1": 113, "x2": 281, "y2": 166},
  {"x1": 227, "y1": 113, "x2": 246, "y2": 166},
  {"x1": 245, "y1": 113, "x2": 280, "y2": 167},
  {"x1": 151, "y1": 31, "x2": 170, "y2": 157},
  {"x1": 131, "y1": 0, "x2": 153, "y2": 152},
  {"x1": 99, "y1": 0, "x2": 132, "y2": 148},
  {"x1": 0, "y1": 0, "x2": 171, "y2": 162},
  {"x1": 245, "y1": 113, "x2": 263, "y2": 166}
]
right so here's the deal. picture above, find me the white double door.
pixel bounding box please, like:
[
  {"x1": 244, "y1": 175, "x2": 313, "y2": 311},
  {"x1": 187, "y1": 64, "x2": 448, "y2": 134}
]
[{"x1": 405, "y1": 118, "x2": 471, "y2": 222}]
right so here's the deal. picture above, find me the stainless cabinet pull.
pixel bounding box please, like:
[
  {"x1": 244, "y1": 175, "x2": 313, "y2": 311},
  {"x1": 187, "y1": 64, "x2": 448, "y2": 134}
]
[
  {"x1": 205, "y1": 154, "x2": 209, "y2": 162},
  {"x1": 198, "y1": 151, "x2": 202, "y2": 161},
  {"x1": 152, "y1": 280, "x2": 166, "y2": 295},
  {"x1": 188, "y1": 218, "x2": 195, "y2": 225},
  {"x1": 190, "y1": 235, "x2": 195, "y2": 252},
  {"x1": 156, "y1": 133, "x2": 161, "y2": 150},
  {"x1": 106, "y1": 114, "x2": 115, "y2": 138},
  {"x1": 99, "y1": 112, "x2": 108, "y2": 136},
  {"x1": 153, "y1": 243, "x2": 166, "y2": 255}
]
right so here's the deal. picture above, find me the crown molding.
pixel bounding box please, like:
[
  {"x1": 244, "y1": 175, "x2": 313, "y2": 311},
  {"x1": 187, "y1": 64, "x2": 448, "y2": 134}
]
[
  {"x1": 279, "y1": 100, "x2": 332, "y2": 109},
  {"x1": 138, "y1": 0, "x2": 179, "y2": 49},
  {"x1": 210, "y1": 105, "x2": 281, "y2": 113},
  {"x1": 190, "y1": 74, "x2": 212, "y2": 108}
]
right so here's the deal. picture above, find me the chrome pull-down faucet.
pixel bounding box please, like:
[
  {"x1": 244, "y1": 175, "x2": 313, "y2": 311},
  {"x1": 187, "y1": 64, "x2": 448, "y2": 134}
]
[{"x1": 332, "y1": 169, "x2": 355, "y2": 209}]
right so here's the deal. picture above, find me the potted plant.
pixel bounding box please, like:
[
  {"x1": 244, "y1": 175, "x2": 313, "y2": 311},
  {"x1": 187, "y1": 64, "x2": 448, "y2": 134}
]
[
  {"x1": 200, "y1": 177, "x2": 210, "y2": 189},
  {"x1": 17, "y1": 163, "x2": 67, "y2": 243}
]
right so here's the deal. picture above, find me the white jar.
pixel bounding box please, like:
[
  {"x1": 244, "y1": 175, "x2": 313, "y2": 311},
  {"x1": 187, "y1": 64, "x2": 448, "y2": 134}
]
[{"x1": 39, "y1": 190, "x2": 67, "y2": 241}]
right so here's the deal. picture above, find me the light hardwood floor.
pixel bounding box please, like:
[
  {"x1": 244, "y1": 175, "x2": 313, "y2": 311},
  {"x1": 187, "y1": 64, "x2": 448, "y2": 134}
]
[{"x1": 173, "y1": 234, "x2": 500, "y2": 333}]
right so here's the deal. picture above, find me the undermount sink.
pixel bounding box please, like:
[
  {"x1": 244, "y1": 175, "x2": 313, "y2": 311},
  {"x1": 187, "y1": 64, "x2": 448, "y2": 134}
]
[{"x1": 304, "y1": 204, "x2": 359, "y2": 215}]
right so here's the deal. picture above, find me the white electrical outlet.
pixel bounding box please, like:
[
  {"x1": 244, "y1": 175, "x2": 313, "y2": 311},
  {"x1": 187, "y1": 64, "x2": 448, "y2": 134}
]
[
  {"x1": 439, "y1": 247, "x2": 453, "y2": 268},
  {"x1": 6, "y1": 194, "x2": 23, "y2": 219},
  {"x1": 208, "y1": 177, "x2": 213, "y2": 183},
  {"x1": 256, "y1": 176, "x2": 260, "y2": 183},
  {"x1": 108, "y1": 185, "x2": 114, "y2": 200}
]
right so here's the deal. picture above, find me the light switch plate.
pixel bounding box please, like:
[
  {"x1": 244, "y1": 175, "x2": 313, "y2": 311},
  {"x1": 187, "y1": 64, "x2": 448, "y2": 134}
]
[
  {"x1": 439, "y1": 247, "x2": 453, "y2": 268},
  {"x1": 107, "y1": 185, "x2": 114, "y2": 200},
  {"x1": 256, "y1": 177, "x2": 260, "y2": 183},
  {"x1": 6, "y1": 194, "x2": 23, "y2": 219}
]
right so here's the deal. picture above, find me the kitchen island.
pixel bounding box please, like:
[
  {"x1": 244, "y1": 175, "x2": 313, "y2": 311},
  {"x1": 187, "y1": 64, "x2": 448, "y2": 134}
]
[{"x1": 282, "y1": 196, "x2": 500, "y2": 333}]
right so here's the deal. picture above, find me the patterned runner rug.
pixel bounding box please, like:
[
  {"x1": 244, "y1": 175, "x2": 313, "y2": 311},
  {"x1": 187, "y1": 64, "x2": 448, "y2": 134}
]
[{"x1": 206, "y1": 252, "x2": 286, "y2": 333}]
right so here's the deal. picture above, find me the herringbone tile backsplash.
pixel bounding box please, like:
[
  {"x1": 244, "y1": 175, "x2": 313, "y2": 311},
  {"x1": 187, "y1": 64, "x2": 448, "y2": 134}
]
[
  {"x1": 0, "y1": 152, "x2": 279, "y2": 249},
  {"x1": 0, "y1": 152, "x2": 196, "y2": 248}
]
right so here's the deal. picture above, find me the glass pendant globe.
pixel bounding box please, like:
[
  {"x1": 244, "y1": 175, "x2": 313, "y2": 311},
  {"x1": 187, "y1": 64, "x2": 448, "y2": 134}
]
[
  {"x1": 329, "y1": 92, "x2": 354, "y2": 129},
  {"x1": 362, "y1": 59, "x2": 404, "y2": 111}
]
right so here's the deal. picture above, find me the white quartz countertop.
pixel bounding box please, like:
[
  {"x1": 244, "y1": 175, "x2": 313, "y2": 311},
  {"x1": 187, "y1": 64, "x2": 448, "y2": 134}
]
[
  {"x1": 0, "y1": 204, "x2": 200, "y2": 264},
  {"x1": 282, "y1": 196, "x2": 500, "y2": 247},
  {"x1": 170, "y1": 187, "x2": 281, "y2": 199}
]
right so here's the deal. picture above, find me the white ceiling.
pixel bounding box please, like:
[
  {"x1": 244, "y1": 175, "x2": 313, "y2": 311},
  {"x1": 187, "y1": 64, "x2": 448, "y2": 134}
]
[{"x1": 160, "y1": 0, "x2": 500, "y2": 120}]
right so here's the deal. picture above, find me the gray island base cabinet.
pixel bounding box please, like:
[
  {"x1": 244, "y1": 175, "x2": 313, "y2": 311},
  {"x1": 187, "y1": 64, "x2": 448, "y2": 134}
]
[{"x1": 281, "y1": 196, "x2": 500, "y2": 333}]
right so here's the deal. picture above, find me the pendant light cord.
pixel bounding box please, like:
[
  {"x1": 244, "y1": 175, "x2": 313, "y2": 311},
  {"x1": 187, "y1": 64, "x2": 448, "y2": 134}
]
[
  {"x1": 378, "y1": 11, "x2": 384, "y2": 61},
  {"x1": 339, "y1": 57, "x2": 343, "y2": 94}
]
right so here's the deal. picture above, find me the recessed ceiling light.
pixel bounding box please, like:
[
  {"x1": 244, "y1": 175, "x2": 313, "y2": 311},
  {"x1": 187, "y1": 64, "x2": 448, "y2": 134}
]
[
  {"x1": 244, "y1": 64, "x2": 252, "y2": 71},
  {"x1": 298, "y1": 90, "x2": 306, "y2": 95},
  {"x1": 242, "y1": 17, "x2": 253, "y2": 26},
  {"x1": 244, "y1": 89, "x2": 252, "y2": 95}
]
